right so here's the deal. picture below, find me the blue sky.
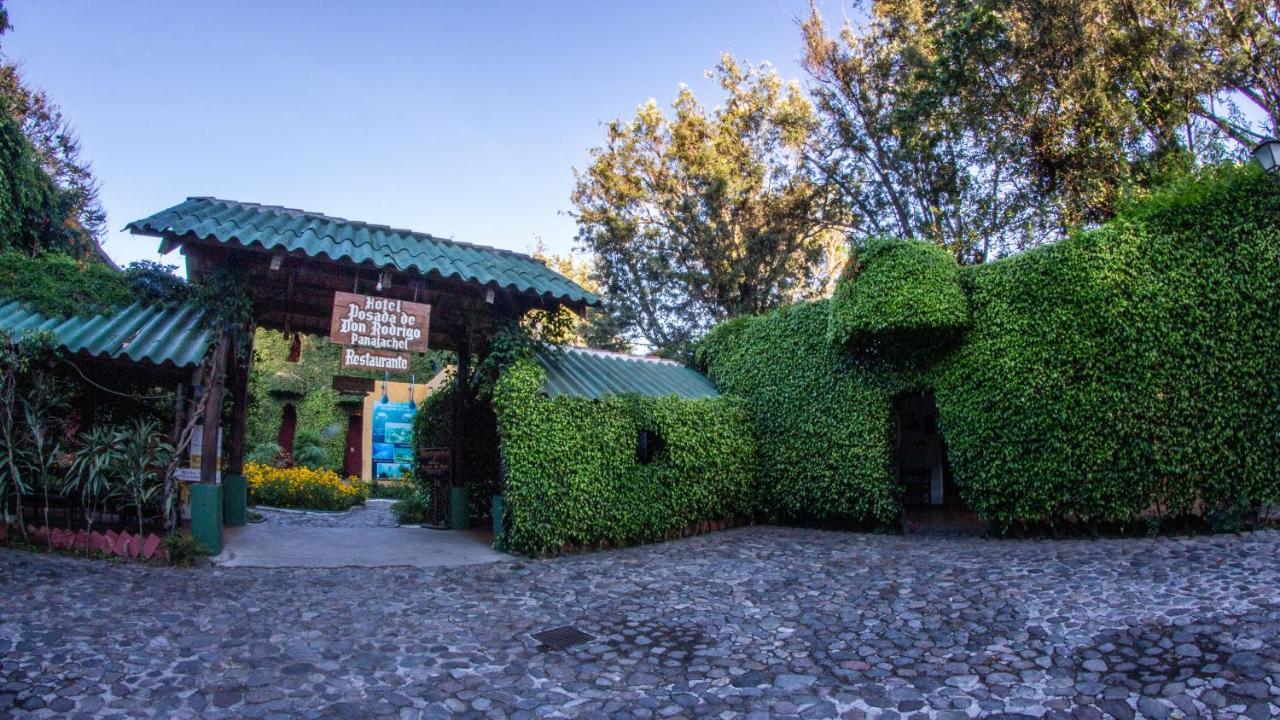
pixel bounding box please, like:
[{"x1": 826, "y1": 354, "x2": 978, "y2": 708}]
[{"x1": 4, "y1": 0, "x2": 843, "y2": 271}]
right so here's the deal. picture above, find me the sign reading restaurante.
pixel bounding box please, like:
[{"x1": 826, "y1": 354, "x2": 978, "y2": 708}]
[{"x1": 330, "y1": 291, "x2": 431, "y2": 371}]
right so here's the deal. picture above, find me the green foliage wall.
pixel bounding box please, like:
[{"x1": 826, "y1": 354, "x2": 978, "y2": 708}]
[
  {"x1": 699, "y1": 163, "x2": 1280, "y2": 531},
  {"x1": 492, "y1": 359, "x2": 758, "y2": 555},
  {"x1": 827, "y1": 237, "x2": 969, "y2": 355},
  {"x1": 933, "y1": 164, "x2": 1280, "y2": 528},
  {"x1": 696, "y1": 301, "x2": 903, "y2": 526}
]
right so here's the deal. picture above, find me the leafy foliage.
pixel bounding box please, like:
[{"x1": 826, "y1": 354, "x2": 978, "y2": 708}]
[
  {"x1": 0, "y1": 250, "x2": 133, "y2": 316},
  {"x1": 933, "y1": 164, "x2": 1280, "y2": 530},
  {"x1": 696, "y1": 301, "x2": 902, "y2": 526},
  {"x1": 492, "y1": 358, "x2": 757, "y2": 555},
  {"x1": 122, "y1": 260, "x2": 189, "y2": 304},
  {"x1": 800, "y1": 1, "x2": 1279, "y2": 258},
  {"x1": 572, "y1": 56, "x2": 847, "y2": 356},
  {"x1": 827, "y1": 238, "x2": 969, "y2": 356},
  {"x1": 163, "y1": 533, "x2": 210, "y2": 566},
  {"x1": 0, "y1": 9, "x2": 105, "y2": 247}
]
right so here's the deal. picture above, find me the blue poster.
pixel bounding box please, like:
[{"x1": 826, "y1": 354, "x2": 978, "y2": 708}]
[{"x1": 371, "y1": 401, "x2": 416, "y2": 480}]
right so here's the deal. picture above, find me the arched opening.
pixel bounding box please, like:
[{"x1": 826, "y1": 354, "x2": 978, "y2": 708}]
[
  {"x1": 276, "y1": 403, "x2": 297, "y2": 458},
  {"x1": 893, "y1": 392, "x2": 977, "y2": 533}
]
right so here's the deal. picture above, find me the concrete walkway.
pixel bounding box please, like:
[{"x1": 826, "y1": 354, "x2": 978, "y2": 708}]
[{"x1": 214, "y1": 522, "x2": 506, "y2": 569}]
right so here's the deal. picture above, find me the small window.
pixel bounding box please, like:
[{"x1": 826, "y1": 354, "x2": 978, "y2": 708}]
[{"x1": 636, "y1": 429, "x2": 665, "y2": 465}]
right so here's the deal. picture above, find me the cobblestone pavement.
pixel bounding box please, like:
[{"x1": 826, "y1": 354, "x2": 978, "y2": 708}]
[
  {"x1": 253, "y1": 499, "x2": 399, "y2": 528},
  {"x1": 2, "y1": 527, "x2": 1278, "y2": 719}
]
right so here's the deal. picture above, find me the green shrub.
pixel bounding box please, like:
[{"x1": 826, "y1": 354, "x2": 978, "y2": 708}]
[
  {"x1": 492, "y1": 358, "x2": 758, "y2": 555},
  {"x1": 697, "y1": 301, "x2": 903, "y2": 526},
  {"x1": 391, "y1": 491, "x2": 431, "y2": 524},
  {"x1": 827, "y1": 238, "x2": 969, "y2": 356},
  {"x1": 246, "y1": 441, "x2": 282, "y2": 466},
  {"x1": 934, "y1": 163, "x2": 1280, "y2": 530},
  {"x1": 164, "y1": 533, "x2": 209, "y2": 566}
]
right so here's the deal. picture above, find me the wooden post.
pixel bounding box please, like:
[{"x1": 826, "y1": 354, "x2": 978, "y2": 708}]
[
  {"x1": 170, "y1": 383, "x2": 187, "y2": 447},
  {"x1": 199, "y1": 331, "x2": 230, "y2": 485},
  {"x1": 224, "y1": 328, "x2": 253, "y2": 475},
  {"x1": 451, "y1": 328, "x2": 470, "y2": 489}
]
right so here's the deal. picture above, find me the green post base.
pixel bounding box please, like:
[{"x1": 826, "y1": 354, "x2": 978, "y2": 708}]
[
  {"x1": 449, "y1": 487, "x2": 470, "y2": 530},
  {"x1": 222, "y1": 473, "x2": 247, "y2": 527},
  {"x1": 491, "y1": 494, "x2": 506, "y2": 552},
  {"x1": 190, "y1": 483, "x2": 224, "y2": 555}
]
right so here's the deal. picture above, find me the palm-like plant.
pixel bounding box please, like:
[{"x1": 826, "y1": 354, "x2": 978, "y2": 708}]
[
  {"x1": 18, "y1": 371, "x2": 67, "y2": 546},
  {"x1": 110, "y1": 418, "x2": 174, "y2": 537},
  {"x1": 68, "y1": 426, "x2": 122, "y2": 547}
]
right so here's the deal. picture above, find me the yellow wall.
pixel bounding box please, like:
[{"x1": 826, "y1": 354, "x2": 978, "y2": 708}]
[{"x1": 360, "y1": 372, "x2": 449, "y2": 481}]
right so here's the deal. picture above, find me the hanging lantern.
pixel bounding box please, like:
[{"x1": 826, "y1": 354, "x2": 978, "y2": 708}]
[
  {"x1": 1252, "y1": 138, "x2": 1280, "y2": 176},
  {"x1": 380, "y1": 371, "x2": 389, "y2": 404},
  {"x1": 407, "y1": 374, "x2": 417, "y2": 410}
]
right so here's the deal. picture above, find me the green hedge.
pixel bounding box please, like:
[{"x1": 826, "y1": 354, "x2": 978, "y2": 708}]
[
  {"x1": 828, "y1": 238, "x2": 969, "y2": 355},
  {"x1": 699, "y1": 163, "x2": 1280, "y2": 532},
  {"x1": 934, "y1": 164, "x2": 1280, "y2": 529},
  {"x1": 492, "y1": 358, "x2": 758, "y2": 555},
  {"x1": 696, "y1": 301, "x2": 903, "y2": 526}
]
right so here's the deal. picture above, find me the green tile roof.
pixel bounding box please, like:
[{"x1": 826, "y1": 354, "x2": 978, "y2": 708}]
[
  {"x1": 536, "y1": 346, "x2": 720, "y2": 400},
  {"x1": 126, "y1": 197, "x2": 597, "y2": 306},
  {"x1": 0, "y1": 299, "x2": 215, "y2": 368}
]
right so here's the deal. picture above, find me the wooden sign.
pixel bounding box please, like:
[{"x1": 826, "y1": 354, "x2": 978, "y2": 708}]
[
  {"x1": 330, "y1": 291, "x2": 430, "y2": 354},
  {"x1": 339, "y1": 347, "x2": 412, "y2": 372}
]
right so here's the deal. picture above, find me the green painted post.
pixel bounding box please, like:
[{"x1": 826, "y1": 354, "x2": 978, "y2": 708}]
[
  {"x1": 449, "y1": 486, "x2": 470, "y2": 530},
  {"x1": 491, "y1": 494, "x2": 506, "y2": 551},
  {"x1": 189, "y1": 483, "x2": 224, "y2": 555},
  {"x1": 222, "y1": 473, "x2": 247, "y2": 527}
]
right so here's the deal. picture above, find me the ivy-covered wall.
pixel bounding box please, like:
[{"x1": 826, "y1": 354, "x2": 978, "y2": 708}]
[
  {"x1": 934, "y1": 164, "x2": 1280, "y2": 529},
  {"x1": 492, "y1": 358, "x2": 758, "y2": 555},
  {"x1": 698, "y1": 164, "x2": 1280, "y2": 532}
]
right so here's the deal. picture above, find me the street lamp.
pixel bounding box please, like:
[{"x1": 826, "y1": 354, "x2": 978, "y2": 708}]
[{"x1": 1253, "y1": 138, "x2": 1280, "y2": 175}]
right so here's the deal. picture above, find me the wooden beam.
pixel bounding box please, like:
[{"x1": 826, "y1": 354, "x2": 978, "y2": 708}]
[
  {"x1": 224, "y1": 329, "x2": 254, "y2": 475},
  {"x1": 199, "y1": 331, "x2": 230, "y2": 485}
]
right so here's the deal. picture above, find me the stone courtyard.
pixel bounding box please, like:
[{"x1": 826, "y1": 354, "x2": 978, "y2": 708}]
[{"x1": 1, "y1": 526, "x2": 1277, "y2": 719}]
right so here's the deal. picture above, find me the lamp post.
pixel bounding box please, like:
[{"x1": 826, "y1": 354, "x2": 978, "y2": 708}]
[{"x1": 1253, "y1": 138, "x2": 1280, "y2": 175}]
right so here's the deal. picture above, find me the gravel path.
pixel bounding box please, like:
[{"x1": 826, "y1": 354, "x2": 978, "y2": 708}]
[
  {"x1": 1, "y1": 526, "x2": 1278, "y2": 719},
  {"x1": 252, "y1": 499, "x2": 400, "y2": 528}
]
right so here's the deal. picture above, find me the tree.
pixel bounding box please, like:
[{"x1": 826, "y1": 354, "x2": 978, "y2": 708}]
[
  {"x1": 802, "y1": 0, "x2": 1279, "y2": 259},
  {"x1": 1191, "y1": 0, "x2": 1280, "y2": 147},
  {"x1": 0, "y1": 0, "x2": 104, "y2": 254},
  {"x1": 802, "y1": 3, "x2": 1051, "y2": 261},
  {"x1": 527, "y1": 242, "x2": 628, "y2": 352},
  {"x1": 572, "y1": 56, "x2": 847, "y2": 356}
]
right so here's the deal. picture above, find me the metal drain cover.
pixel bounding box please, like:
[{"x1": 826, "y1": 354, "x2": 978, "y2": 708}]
[{"x1": 532, "y1": 625, "x2": 593, "y2": 650}]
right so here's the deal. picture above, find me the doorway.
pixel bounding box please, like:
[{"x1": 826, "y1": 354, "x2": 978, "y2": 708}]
[
  {"x1": 342, "y1": 412, "x2": 363, "y2": 478},
  {"x1": 894, "y1": 393, "x2": 953, "y2": 506},
  {"x1": 893, "y1": 393, "x2": 980, "y2": 533}
]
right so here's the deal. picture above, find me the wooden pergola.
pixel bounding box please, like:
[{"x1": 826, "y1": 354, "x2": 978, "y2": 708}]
[{"x1": 127, "y1": 197, "x2": 596, "y2": 508}]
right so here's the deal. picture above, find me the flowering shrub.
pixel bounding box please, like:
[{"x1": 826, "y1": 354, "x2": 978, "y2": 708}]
[{"x1": 245, "y1": 462, "x2": 367, "y2": 511}]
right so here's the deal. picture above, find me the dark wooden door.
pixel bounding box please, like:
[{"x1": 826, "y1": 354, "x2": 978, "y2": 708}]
[{"x1": 343, "y1": 413, "x2": 363, "y2": 478}]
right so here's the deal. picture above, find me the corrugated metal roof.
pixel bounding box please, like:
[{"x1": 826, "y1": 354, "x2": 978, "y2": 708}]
[
  {"x1": 0, "y1": 299, "x2": 215, "y2": 368},
  {"x1": 125, "y1": 197, "x2": 598, "y2": 306},
  {"x1": 536, "y1": 346, "x2": 720, "y2": 400}
]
